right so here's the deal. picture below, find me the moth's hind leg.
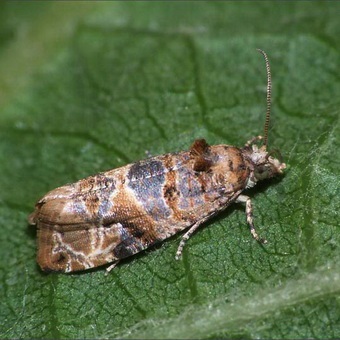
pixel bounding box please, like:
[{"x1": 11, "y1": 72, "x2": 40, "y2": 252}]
[
  {"x1": 105, "y1": 260, "x2": 120, "y2": 275},
  {"x1": 236, "y1": 194, "x2": 267, "y2": 244}
]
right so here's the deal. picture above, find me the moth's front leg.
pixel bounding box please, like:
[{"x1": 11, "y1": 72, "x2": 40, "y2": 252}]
[
  {"x1": 244, "y1": 135, "x2": 263, "y2": 147},
  {"x1": 236, "y1": 194, "x2": 267, "y2": 244}
]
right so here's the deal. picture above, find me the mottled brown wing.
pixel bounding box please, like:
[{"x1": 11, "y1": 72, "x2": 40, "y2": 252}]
[{"x1": 36, "y1": 219, "x2": 151, "y2": 273}]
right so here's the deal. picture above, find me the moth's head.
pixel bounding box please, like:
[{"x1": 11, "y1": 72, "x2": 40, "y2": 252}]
[{"x1": 245, "y1": 143, "x2": 286, "y2": 181}]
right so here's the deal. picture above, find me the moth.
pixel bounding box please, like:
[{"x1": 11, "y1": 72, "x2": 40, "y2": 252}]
[{"x1": 29, "y1": 49, "x2": 286, "y2": 273}]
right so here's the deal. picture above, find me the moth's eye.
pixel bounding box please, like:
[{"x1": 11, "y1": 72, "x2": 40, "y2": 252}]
[{"x1": 257, "y1": 167, "x2": 265, "y2": 174}]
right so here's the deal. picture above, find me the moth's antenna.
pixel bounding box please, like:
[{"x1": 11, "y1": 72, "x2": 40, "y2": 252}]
[{"x1": 257, "y1": 49, "x2": 271, "y2": 148}]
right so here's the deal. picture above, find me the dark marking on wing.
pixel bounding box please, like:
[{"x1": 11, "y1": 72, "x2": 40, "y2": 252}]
[{"x1": 127, "y1": 159, "x2": 171, "y2": 220}]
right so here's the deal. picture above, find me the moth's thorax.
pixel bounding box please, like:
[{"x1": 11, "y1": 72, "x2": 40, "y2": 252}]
[
  {"x1": 242, "y1": 144, "x2": 286, "y2": 185},
  {"x1": 207, "y1": 145, "x2": 251, "y2": 192}
]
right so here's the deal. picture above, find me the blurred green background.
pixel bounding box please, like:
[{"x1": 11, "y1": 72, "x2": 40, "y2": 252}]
[{"x1": 0, "y1": 2, "x2": 339, "y2": 339}]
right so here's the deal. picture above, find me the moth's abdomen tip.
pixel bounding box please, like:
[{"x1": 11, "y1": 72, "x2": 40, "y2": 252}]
[{"x1": 38, "y1": 264, "x2": 65, "y2": 274}]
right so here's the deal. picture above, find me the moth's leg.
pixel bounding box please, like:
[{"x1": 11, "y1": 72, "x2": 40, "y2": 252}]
[
  {"x1": 175, "y1": 222, "x2": 201, "y2": 260},
  {"x1": 145, "y1": 150, "x2": 153, "y2": 158},
  {"x1": 175, "y1": 214, "x2": 215, "y2": 260},
  {"x1": 236, "y1": 195, "x2": 267, "y2": 244},
  {"x1": 245, "y1": 135, "x2": 263, "y2": 147},
  {"x1": 105, "y1": 260, "x2": 120, "y2": 275}
]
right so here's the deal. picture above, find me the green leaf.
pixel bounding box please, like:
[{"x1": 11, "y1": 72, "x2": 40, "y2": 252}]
[{"x1": 1, "y1": 2, "x2": 339, "y2": 339}]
